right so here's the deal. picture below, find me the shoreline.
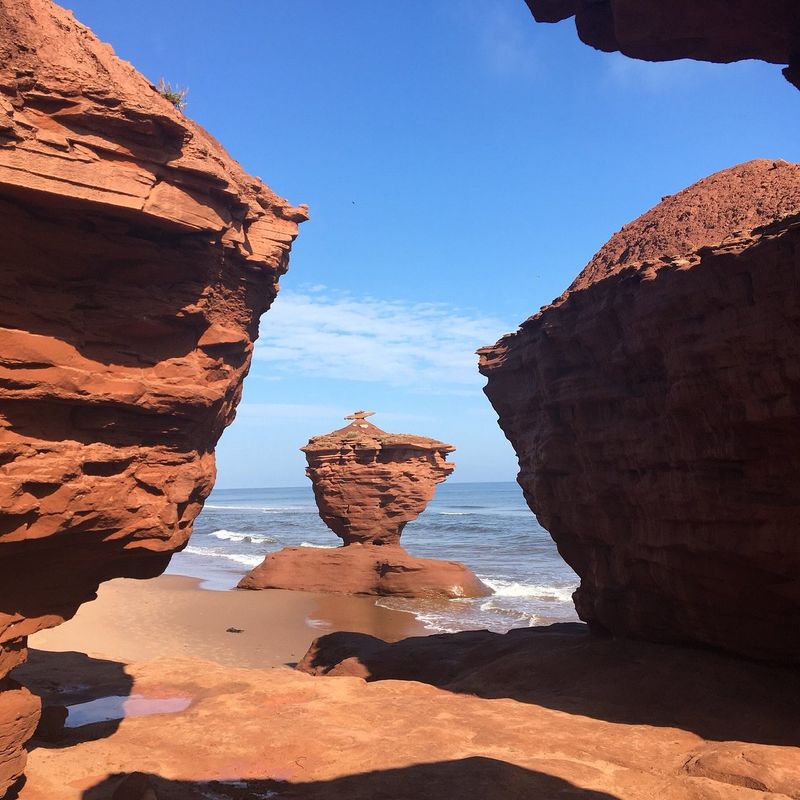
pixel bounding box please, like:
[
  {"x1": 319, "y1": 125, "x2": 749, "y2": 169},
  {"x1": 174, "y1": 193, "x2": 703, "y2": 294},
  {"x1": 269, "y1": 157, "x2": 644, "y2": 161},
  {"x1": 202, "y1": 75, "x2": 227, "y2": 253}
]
[
  {"x1": 171, "y1": 482, "x2": 581, "y2": 634},
  {"x1": 28, "y1": 573, "x2": 429, "y2": 670}
]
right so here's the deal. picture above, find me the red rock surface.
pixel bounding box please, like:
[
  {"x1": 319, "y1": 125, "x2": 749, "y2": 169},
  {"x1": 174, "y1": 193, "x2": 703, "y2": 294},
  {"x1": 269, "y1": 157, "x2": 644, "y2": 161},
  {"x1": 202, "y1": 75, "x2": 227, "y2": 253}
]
[
  {"x1": 240, "y1": 414, "x2": 488, "y2": 598},
  {"x1": 479, "y1": 159, "x2": 800, "y2": 661},
  {"x1": 17, "y1": 640, "x2": 800, "y2": 799},
  {"x1": 238, "y1": 543, "x2": 489, "y2": 599},
  {"x1": 525, "y1": 0, "x2": 800, "y2": 89},
  {"x1": 0, "y1": 0, "x2": 305, "y2": 792}
]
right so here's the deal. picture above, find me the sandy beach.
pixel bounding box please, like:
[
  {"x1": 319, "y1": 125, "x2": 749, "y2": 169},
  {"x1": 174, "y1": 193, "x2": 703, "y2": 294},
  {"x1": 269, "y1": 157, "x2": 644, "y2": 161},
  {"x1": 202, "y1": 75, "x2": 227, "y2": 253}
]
[{"x1": 28, "y1": 574, "x2": 429, "y2": 670}]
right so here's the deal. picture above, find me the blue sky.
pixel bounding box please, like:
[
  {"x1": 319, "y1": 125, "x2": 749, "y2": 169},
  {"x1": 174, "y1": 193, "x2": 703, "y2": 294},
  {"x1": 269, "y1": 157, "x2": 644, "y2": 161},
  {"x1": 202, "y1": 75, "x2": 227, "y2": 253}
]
[{"x1": 66, "y1": 0, "x2": 800, "y2": 487}]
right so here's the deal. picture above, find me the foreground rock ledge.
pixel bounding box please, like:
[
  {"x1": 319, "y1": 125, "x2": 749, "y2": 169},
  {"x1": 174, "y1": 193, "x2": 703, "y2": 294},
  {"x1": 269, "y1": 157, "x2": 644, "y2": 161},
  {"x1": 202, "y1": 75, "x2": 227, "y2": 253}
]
[
  {"x1": 0, "y1": 0, "x2": 305, "y2": 792},
  {"x1": 240, "y1": 413, "x2": 489, "y2": 598},
  {"x1": 13, "y1": 631, "x2": 800, "y2": 798},
  {"x1": 479, "y1": 159, "x2": 800, "y2": 661}
]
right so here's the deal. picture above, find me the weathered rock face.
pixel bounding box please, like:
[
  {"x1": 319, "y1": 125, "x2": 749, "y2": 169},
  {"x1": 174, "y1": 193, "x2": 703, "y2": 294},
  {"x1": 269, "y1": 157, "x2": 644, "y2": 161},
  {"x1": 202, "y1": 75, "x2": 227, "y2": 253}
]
[
  {"x1": 479, "y1": 159, "x2": 800, "y2": 661},
  {"x1": 240, "y1": 413, "x2": 489, "y2": 598},
  {"x1": 301, "y1": 413, "x2": 455, "y2": 546},
  {"x1": 238, "y1": 543, "x2": 490, "y2": 599},
  {"x1": 526, "y1": 0, "x2": 800, "y2": 89},
  {"x1": 0, "y1": 0, "x2": 305, "y2": 791}
]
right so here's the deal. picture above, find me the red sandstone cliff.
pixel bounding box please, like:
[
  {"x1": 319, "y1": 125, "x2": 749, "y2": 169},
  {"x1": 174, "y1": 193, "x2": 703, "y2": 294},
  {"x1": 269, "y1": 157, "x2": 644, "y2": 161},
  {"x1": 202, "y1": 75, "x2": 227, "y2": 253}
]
[
  {"x1": 239, "y1": 413, "x2": 488, "y2": 598},
  {"x1": 526, "y1": 0, "x2": 800, "y2": 89},
  {"x1": 479, "y1": 159, "x2": 800, "y2": 661},
  {"x1": 0, "y1": 0, "x2": 305, "y2": 792}
]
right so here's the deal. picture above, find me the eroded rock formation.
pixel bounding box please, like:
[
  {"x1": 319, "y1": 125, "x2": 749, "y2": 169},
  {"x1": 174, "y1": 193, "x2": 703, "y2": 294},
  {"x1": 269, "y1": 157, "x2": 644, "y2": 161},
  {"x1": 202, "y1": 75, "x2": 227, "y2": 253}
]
[
  {"x1": 526, "y1": 0, "x2": 800, "y2": 89},
  {"x1": 239, "y1": 413, "x2": 488, "y2": 598},
  {"x1": 302, "y1": 411, "x2": 455, "y2": 547},
  {"x1": 0, "y1": 0, "x2": 305, "y2": 791},
  {"x1": 479, "y1": 159, "x2": 800, "y2": 661}
]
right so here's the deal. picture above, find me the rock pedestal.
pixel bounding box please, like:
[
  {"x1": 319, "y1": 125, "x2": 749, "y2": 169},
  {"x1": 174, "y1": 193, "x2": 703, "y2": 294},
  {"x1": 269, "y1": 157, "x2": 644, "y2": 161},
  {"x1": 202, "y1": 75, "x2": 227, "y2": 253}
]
[
  {"x1": 301, "y1": 411, "x2": 456, "y2": 547},
  {"x1": 237, "y1": 543, "x2": 489, "y2": 599},
  {"x1": 239, "y1": 413, "x2": 489, "y2": 598},
  {"x1": 0, "y1": 0, "x2": 304, "y2": 792}
]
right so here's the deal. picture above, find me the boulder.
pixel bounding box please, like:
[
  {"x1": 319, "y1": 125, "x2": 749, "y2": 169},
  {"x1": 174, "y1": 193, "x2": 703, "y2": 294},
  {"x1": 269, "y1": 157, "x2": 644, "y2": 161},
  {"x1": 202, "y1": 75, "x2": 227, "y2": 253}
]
[
  {"x1": 479, "y1": 160, "x2": 800, "y2": 661},
  {"x1": 302, "y1": 411, "x2": 455, "y2": 546}
]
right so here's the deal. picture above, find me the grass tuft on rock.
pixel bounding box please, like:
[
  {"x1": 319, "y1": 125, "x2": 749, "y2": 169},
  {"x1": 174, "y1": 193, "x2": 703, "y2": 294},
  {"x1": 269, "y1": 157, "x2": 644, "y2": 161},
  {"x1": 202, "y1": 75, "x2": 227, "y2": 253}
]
[{"x1": 156, "y1": 78, "x2": 188, "y2": 111}]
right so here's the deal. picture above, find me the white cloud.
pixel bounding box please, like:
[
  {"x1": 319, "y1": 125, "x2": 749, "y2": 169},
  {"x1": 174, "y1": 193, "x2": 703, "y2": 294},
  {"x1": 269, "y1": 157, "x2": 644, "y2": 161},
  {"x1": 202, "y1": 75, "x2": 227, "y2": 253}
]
[{"x1": 254, "y1": 291, "x2": 512, "y2": 392}]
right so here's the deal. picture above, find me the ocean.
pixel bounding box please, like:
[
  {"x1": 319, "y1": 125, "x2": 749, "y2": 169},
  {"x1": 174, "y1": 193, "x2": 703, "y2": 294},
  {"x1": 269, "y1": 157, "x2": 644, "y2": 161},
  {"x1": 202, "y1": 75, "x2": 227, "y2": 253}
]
[{"x1": 167, "y1": 481, "x2": 580, "y2": 634}]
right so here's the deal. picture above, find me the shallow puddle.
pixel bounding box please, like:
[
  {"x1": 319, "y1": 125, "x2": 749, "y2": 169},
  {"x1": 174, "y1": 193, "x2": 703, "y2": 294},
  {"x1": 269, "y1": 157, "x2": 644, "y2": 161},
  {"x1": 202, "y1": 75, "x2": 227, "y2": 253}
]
[{"x1": 65, "y1": 694, "x2": 192, "y2": 728}]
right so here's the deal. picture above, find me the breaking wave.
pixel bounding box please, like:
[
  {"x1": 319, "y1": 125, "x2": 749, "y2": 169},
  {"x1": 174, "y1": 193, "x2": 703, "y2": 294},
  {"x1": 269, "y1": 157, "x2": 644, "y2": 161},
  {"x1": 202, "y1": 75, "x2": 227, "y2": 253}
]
[
  {"x1": 480, "y1": 577, "x2": 576, "y2": 603},
  {"x1": 183, "y1": 545, "x2": 263, "y2": 568},
  {"x1": 208, "y1": 529, "x2": 277, "y2": 545}
]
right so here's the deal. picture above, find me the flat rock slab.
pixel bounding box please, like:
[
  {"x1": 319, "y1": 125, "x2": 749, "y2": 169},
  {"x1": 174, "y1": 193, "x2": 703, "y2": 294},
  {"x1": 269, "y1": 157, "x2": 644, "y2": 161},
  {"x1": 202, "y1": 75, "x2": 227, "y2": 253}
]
[
  {"x1": 17, "y1": 629, "x2": 800, "y2": 799},
  {"x1": 238, "y1": 544, "x2": 489, "y2": 599}
]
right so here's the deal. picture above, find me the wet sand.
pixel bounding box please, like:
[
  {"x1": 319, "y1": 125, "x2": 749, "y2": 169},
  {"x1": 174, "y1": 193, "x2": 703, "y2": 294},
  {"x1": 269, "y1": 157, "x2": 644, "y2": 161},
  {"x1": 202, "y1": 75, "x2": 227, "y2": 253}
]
[{"x1": 28, "y1": 574, "x2": 428, "y2": 669}]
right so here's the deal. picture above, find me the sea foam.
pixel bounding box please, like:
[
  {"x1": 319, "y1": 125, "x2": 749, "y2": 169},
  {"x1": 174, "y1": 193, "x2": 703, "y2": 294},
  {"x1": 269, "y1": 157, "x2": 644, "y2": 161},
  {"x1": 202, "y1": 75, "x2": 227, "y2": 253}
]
[
  {"x1": 183, "y1": 545, "x2": 263, "y2": 568},
  {"x1": 208, "y1": 529, "x2": 277, "y2": 545},
  {"x1": 480, "y1": 577, "x2": 576, "y2": 603}
]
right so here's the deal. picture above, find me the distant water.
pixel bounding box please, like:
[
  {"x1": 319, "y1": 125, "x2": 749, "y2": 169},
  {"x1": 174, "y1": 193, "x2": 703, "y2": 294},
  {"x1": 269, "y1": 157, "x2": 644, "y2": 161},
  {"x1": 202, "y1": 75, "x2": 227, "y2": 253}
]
[{"x1": 167, "y1": 482, "x2": 580, "y2": 633}]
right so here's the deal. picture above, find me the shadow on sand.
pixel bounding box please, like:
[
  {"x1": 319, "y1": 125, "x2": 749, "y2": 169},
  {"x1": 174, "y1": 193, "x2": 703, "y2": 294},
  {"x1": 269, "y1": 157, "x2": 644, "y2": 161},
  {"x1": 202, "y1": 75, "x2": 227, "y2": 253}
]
[
  {"x1": 81, "y1": 758, "x2": 621, "y2": 799},
  {"x1": 13, "y1": 649, "x2": 133, "y2": 748},
  {"x1": 299, "y1": 622, "x2": 800, "y2": 747}
]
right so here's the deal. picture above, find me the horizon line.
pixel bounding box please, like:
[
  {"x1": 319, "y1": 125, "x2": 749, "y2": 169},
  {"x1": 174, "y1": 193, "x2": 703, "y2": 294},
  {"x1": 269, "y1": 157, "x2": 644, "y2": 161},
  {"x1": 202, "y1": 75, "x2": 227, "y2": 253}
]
[{"x1": 211, "y1": 478, "x2": 520, "y2": 492}]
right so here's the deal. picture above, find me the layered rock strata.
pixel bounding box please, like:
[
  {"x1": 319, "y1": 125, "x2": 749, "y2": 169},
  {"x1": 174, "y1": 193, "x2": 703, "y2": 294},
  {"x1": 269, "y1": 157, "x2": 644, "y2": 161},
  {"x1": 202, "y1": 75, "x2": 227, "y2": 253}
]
[
  {"x1": 479, "y1": 159, "x2": 800, "y2": 661},
  {"x1": 240, "y1": 413, "x2": 488, "y2": 598},
  {"x1": 526, "y1": 0, "x2": 800, "y2": 90},
  {"x1": 0, "y1": 0, "x2": 305, "y2": 792}
]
